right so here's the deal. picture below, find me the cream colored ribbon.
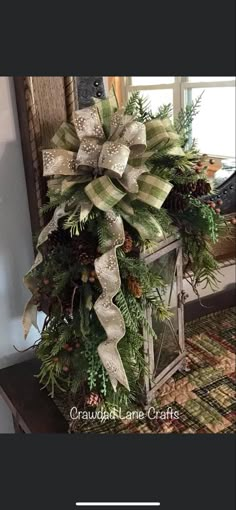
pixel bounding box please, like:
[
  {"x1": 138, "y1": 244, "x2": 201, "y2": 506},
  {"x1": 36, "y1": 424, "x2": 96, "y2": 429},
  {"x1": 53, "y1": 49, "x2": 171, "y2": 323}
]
[
  {"x1": 23, "y1": 204, "x2": 67, "y2": 338},
  {"x1": 94, "y1": 211, "x2": 129, "y2": 391}
]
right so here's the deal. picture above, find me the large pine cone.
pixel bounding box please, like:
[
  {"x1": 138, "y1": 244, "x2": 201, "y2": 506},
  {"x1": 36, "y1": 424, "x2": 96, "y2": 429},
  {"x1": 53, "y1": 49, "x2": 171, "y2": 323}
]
[
  {"x1": 164, "y1": 191, "x2": 189, "y2": 212},
  {"x1": 174, "y1": 179, "x2": 211, "y2": 197},
  {"x1": 192, "y1": 179, "x2": 211, "y2": 197}
]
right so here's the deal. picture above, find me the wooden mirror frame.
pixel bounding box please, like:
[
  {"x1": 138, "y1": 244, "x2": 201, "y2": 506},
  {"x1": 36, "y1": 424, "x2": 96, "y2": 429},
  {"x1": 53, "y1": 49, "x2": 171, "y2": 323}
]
[{"x1": 14, "y1": 77, "x2": 77, "y2": 237}]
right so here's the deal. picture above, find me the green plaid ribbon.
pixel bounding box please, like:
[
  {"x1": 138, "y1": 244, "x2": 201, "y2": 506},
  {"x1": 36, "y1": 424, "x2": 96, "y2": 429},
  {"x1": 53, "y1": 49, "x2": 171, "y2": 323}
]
[
  {"x1": 94, "y1": 86, "x2": 119, "y2": 137},
  {"x1": 137, "y1": 174, "x2": 173, "y2": 208},
  {"x1": 51, "y1": 121, "x2": 79, "y2": 151},
  {"x1": 85, "y1": 175, "x2": 126, "y2": 211},
  {"x1": 145, "y1": 117, "x2": 184, "y2": 154},
  {"x1": 145, "y1": 119, "x2": 170, "y2": 151}
]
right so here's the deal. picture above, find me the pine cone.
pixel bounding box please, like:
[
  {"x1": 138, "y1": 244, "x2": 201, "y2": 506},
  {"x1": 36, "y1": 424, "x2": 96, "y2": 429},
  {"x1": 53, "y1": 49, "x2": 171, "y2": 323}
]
[
  {"x1": 174, "y1": 179, "x2": 211, "y2": 198},
  {"x1": 78, "y1": 251, "x2": 95, "y2": 265},
  {"x1": 47, "y1": 228, "x2": 70, "y2": 249},
  {"x1": 193, "y1": 179, "x2": 211, "y2": 197},
  {"x1": 72, "y1": 231, "x2": 97, "y2": 265},
  {"x1": 122, "y1": 231, "x2": 133, "y2": 253},
  {"x1": 86, "y1": 392, "x2": 101, "y2": 407},
  {"x1": 165, "y1": 190, "x2": 189, "y2": 212},
  {"x1": 127, "y1": 276, "x2": 143, "y2": 298}
]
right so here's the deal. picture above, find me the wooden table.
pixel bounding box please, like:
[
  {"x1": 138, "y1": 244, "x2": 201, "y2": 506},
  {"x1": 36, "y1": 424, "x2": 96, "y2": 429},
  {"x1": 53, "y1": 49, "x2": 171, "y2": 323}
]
[{"x1": 0, "y1": 359, "x2": 68, "y2": 433}]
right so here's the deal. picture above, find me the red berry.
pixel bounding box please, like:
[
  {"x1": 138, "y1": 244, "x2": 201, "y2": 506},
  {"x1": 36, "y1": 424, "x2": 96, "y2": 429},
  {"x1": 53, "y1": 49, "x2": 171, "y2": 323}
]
[
  {"x1": 62, "y1": 366, "x2": 69, "y2": 372},
  {"x1": 67, "y1": 346, "x2": 73, "y2": 352},
  {"x1": 209, "y1": 202, "x2": 216, "y2": 208},
  {"x1": 75, "y1": 342, "x2": 80, "y2": 349},
  {"x1": 197, "y1": 161, "x2": 203, "y2": 167},
  {"x1": 215, "y1": 208, "x2": 221, "y2": 214},
  {"x1": 230, "y1": 217, "x2": 236, "y2": 225},
  {"x1": 195, "y1": 167, "x2": 202, "y2": 174},
  {"x1": 43, "y1": 278, "x2": 50, "y2": 285},
  {"x1": 216, "y1": 199, "x2": 223, "y2": 206},
  {"x1": 63, "y1": 343, "x2": 69, "y2": 350},
  {"x1": 53, "y1": 357, "x2": 59, "y2": 363}
]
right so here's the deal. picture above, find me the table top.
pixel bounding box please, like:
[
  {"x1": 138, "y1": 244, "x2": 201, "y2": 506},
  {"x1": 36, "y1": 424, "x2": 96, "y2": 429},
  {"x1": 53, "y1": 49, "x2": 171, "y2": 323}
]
[{"x1": 0, "y1": 359, "x2": 68, "y2": 433}]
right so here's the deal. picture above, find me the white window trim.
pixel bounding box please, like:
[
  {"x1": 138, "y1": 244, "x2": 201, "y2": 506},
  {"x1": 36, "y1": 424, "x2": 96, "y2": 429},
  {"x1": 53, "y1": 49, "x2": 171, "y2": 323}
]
[{"x1": 123, "y1": 77, "x2": 236, "y2": 159}]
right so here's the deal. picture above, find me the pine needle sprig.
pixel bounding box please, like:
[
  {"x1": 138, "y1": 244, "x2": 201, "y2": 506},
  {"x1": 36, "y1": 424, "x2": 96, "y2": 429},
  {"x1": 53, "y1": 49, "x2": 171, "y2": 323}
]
[
  {"x1": 174, "y1": 92, "x2": 204, "y2": 145},
  {"x1": 124, "y1": 91, "x2": 152, "y2": 122}
]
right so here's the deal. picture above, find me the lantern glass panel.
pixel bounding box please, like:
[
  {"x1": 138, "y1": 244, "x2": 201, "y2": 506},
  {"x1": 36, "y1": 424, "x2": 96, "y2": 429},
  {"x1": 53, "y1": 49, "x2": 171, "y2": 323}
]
[{"x1": 147, "y1": 248, "x2": 181, "y2": 381}]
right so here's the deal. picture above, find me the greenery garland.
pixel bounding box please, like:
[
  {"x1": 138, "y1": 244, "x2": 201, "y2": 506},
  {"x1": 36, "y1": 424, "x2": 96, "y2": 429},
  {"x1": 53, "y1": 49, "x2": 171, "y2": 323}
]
[{"x1": 26, "y1": 91, "x2": 227, "y2": 412}]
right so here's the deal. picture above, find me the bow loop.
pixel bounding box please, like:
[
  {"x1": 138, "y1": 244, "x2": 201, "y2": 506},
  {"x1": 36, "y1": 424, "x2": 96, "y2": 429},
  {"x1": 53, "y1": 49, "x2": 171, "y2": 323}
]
[
  {"x1": 76, "y1": 138, "x2": 103, "y2": 169},
  {"x1": 73, "y1": 106, "x2": 105, "y2": 142},
  {"x1": 98, "y1": 141, "x2": 130, "y2": 178},
  {"x1": 43, "y1": 149, "x2": 77, "y2": 177}
]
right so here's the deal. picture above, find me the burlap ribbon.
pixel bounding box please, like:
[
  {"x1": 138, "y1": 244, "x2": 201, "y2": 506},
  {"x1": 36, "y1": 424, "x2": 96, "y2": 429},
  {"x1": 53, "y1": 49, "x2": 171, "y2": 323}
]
[
  {"x1": 23, "y1": 89, "x2": 181, "y2": 391},
  {"x1": 94, "y1": 211, "x2": 129, "y2": 391}
]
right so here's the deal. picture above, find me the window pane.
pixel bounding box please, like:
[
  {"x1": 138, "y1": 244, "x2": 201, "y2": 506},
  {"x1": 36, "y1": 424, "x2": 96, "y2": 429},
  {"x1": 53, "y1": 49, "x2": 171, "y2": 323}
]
[
  {"x1": 188, "y1": 76, "x2": 235, "y2": 82},
  {"x1": 135, "y1": 89, "x2": 173, "y2": 115},
  {"x1": 131, "y1": 76, "x2": 175, "y2": 85},
  {"x1": 186, "y1": 87, "x2": 235, "y2": 157}
]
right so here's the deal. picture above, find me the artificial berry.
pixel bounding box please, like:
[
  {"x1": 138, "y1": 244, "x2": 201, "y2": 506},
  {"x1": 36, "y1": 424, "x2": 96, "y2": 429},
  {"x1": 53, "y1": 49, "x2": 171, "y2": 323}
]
[
  {"x1": 230, "y1": 217, "x2": 236, "y2": 225},
  {"x1": 215, "y1": 208, "x2": 221, "y2": 214},
  {"x1": 62, "y1": 366, "x2": 69, "y2": 372},
  {"x1": 89, "y1": 276, "x2": 95, "y2": 283},
  {"x1": 75, "y1": 342, "x2": 80, "y2": 349},
  {"x1": 67, "y1": 346, "x2": 73, "y2": 352},
  {"x1": 90, "y1": 270, "x2": 97, "y2": 277},
  {"x1": 209, "y1": 202, "x2": 216, "y2": 208},
  {"x1": 53, "y1": 357, "x2": 59, "y2": 363},
  {"x1": 63, "y1": 343, "x2": 69, "y2": 350},
  {"x1": 195, "y1": 167, "x2": 202, "y2": 174},
  {"x1": 209, "y1": 158, "x2": 215, "y2": 164},
  {"x1": 216, "y1": 199, "x2": 223, "y2": 206},
  {"x1": 197, "y1": 161, "x2": 203, "y2": 167},
  {"x1": 43, "y1": 278, "x2": 50, "y2": 285}
]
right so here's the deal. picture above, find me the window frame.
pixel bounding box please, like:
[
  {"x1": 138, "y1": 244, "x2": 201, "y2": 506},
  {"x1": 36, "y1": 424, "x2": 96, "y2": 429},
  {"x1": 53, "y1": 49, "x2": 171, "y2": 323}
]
[{"x1": 123, "y1": 76, "x2": 236, "y2": 159}]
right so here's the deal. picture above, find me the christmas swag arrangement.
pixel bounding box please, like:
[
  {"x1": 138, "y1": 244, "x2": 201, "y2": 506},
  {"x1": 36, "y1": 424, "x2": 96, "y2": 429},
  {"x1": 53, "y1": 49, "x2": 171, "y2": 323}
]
[{"x1": 23, "y1": 87, "x2": 226, "y2": 411}]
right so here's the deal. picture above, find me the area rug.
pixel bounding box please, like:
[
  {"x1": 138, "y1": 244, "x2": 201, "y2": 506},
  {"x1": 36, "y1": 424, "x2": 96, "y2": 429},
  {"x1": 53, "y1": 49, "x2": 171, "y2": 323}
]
[{"x1": 55, "y1": 307, "x2": 236, "y2": 434}]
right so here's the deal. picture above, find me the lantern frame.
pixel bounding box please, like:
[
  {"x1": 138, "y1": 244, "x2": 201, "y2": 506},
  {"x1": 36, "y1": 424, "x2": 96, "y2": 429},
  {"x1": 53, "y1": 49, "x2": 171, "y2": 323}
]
[{"x1": 141, "y1": 234, "x2": 186, "y2": 404}]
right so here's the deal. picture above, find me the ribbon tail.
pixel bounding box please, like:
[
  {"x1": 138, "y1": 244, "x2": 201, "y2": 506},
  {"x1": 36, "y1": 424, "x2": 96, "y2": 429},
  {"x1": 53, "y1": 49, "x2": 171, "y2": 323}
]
[
  {"x1": 23, "y1": 204, "x2": 67, "y2": 338},
  {"x1": 94, "y1": 211, "x2": 130, "y2": 391},
  {"x1": 22, "y1": 296, "x2": 39, "y2": 339},
  {"x1": 97, "y1": 340, "x2": 129, "y2": 392}
]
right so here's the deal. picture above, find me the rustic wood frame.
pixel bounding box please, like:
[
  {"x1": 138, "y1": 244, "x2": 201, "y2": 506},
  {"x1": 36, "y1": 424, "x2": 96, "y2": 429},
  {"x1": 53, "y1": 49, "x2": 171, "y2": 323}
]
[{"x1": 14, "y1": 77, "x2": 78, "y2": 237}]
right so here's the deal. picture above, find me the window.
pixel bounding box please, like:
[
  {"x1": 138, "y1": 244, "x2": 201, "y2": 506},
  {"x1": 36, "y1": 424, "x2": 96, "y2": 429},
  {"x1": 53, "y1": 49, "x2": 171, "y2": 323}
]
[{"x1": 123, "y1": 77, "x2": 236, "y2": 158}]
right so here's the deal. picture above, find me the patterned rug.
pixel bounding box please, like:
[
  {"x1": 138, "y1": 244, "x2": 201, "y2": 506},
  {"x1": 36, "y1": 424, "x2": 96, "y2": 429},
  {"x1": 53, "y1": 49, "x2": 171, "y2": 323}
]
[{"x1": 55, "y1": 307, "x2": 236, "y2": 434}]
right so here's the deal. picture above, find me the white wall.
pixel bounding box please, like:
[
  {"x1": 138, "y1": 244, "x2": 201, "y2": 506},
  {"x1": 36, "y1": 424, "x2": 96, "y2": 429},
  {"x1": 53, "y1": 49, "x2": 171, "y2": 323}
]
[{"x1": 0, "y1": 77, "x2": 44, "y2": 432}]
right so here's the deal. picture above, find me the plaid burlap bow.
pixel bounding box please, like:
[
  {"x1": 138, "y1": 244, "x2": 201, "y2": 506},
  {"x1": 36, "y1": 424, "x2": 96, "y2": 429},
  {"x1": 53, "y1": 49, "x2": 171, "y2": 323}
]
[{"x1": 23, "y1": 89, "x2": 181, "y2": 392}]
